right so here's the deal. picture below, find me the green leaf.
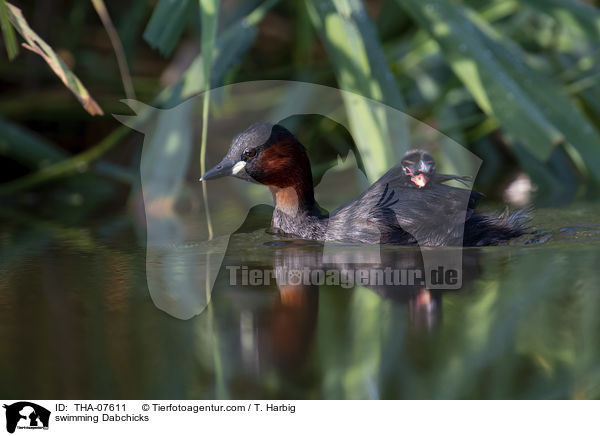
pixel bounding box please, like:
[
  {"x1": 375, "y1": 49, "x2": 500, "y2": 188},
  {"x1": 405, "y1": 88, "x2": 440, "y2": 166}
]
[
  {"x1": 143, "y1": 0, "x2": 194, "y2": 57},
  {"x1": 0, "y1": 1, "x2": 278, "y2": 195},
  {"x1": 6, "y1": 3, "x2": 103, "y2": 115},
  {"x1": 0, "y1": 0, "x2": 18, "y2": 59},
  {"x1": 307, "y1": 0, "x2": 409, "y2": 181},
  {"x1": 199, "y1": 0, "x2": 219, "y2": 80},
  {"x1": 0, "y1": 127, "x2": 128, "y2": 195},
  {"x1": 398, "y1": 0, "x2": 560, "y2": 159},
  {"x1": 0, "y1": 117, "x2": 68, "y2": 169},
  {"x1": 523, "y1": 0, "x2": 600, "y2": 42},
  {"x1": 157, "y1": 0, "x2": 277, "y2": 106},
  {"x1": 397, "y1": 0, "x2": 600, "y2": 184},
  {"x1": 198, "y1": 0, "x2": 220, "y2": 240}
]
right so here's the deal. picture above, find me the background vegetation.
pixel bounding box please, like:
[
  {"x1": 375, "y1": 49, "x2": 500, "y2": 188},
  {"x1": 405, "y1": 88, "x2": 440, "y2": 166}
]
[{"x1": 2, "y1": 0, "x2": 600, "y2": 221}]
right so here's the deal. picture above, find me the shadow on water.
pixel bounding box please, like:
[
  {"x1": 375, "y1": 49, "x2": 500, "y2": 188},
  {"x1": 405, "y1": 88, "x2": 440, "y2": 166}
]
[{"x1": 1, "y1": 207, "x2": 600, "y2": 399}]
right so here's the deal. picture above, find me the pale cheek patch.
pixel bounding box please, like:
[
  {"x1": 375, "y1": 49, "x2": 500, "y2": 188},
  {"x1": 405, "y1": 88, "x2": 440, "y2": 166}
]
[{"x1": 232, "y1": 161, "x2": 247, "y2": 175}]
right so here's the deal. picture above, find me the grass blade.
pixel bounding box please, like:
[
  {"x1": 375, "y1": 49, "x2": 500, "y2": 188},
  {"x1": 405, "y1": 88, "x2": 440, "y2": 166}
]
[
  {"x1": 198, "y1": 0, "x2": 220, "y2": 240},
  {"x1": 307, "y1": 0, "x2": 409, "y2": 181},
  {"x1": 91, "y1": 0, "x2": 136, "y2": 100},
  {"x1": 0, "y1": 0, "x2": 18, "y2": 59},
  {"x1": 157, "y1": 0, "x2": 278, "y2": 106},
  {"x1": 6, "y1": 3, "x2": 103, "y2": 115}
]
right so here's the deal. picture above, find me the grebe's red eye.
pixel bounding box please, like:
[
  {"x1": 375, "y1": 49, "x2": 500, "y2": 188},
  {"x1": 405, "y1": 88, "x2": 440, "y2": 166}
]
[{"x1": 242, "y1": 148, "x2": 257, "y2": 160}]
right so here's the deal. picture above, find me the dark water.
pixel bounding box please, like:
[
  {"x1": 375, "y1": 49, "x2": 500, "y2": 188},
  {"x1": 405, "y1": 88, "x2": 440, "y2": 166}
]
[{"x1": 1, "y1": 205, "x2": 600, "y2": 400}]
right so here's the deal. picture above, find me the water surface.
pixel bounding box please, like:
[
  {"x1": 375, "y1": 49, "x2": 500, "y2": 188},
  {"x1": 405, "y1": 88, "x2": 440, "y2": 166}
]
[{"x1": 1, "y1": 205, "x2": 599, "y2": 399}]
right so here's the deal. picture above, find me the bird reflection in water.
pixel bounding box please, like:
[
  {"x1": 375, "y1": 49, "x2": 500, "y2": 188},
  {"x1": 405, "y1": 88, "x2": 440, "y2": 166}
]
[{"x1": 217, "y1": 235, "x2": 480, "y2": 373}]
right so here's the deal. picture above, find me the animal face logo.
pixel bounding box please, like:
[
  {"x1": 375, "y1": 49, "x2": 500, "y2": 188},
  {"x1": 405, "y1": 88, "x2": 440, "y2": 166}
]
[
  {"x1": 115, "y1": 81, "x2": 480, "y2": 320},
  {"x1": 3, "y1": 402, "x2": 50, "y2": 434}
]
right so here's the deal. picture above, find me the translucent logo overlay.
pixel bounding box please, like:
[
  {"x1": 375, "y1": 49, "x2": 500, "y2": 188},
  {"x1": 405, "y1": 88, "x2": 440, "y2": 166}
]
[{"x1": 115, "y1": 81, "x2": 481, "y2": 320}]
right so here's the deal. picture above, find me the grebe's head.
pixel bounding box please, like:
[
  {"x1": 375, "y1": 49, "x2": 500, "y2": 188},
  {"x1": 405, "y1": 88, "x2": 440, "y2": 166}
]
[
  {"x1": 201, "y1": 122, "x2": 312, "y2": 188},
  {"x1": 401, "y1": 149, "x2": 436, "y2": 188}
]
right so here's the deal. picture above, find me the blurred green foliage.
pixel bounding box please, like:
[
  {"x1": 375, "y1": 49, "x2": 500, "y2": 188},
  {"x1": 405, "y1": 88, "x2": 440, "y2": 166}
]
[{"x1": 2, "y1": 0, "x2": 600, "y2": 217}]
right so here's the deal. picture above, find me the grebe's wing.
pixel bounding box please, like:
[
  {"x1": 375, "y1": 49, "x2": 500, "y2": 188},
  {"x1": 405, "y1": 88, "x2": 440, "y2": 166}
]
[
  {"x1": 328, "y1": 165, "x2": 479, "y2": 246},
  {"x1": 433, "y1": 173, "x2": 472, "y2": 187},
  {"x1": 432, "y1": 173, "x2": 483, "y2": 215}
]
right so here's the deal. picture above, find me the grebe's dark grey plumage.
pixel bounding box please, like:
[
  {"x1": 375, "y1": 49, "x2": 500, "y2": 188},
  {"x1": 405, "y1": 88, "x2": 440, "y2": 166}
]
[{"x1": 201, "y1": 122, "x2": 528, "y2": 246}]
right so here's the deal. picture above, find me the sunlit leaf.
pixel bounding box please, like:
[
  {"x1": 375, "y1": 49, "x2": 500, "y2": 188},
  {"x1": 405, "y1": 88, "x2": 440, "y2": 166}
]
[
  {"x1": 6, "y1": 3, "x2": 103, "y2": 115},
  {"x1": 307, "y1": 0, "x2": 409, "y2": 181},
  {"x1": 397, "y1": 0, "x2": 600, "y2": 185},
  {"x1": 398, "y1": 0, "x2": 560, "y2": 159}
]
